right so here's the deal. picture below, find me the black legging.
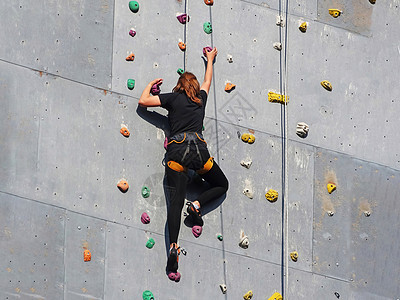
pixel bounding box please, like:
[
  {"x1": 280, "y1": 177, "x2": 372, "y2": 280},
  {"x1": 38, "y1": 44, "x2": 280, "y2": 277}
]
[{"x1": 166, "y1": 161, "x2": 228, "y2": 244}]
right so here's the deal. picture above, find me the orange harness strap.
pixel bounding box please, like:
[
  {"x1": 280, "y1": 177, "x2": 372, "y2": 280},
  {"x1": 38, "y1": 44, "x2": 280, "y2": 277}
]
[
  {"x1": 167, "y1": 161, "x2": 187, "y2": 173},
  {"x1": 197, "y1": 157, "x2": 214, "y2": 175}
]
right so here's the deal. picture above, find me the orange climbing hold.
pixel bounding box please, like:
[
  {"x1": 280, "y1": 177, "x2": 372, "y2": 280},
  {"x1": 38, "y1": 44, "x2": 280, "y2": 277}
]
[
  {"x1": 117, "y1": 179, "x2": 129, "y2": 193},
  {"x1": 178, "y1": 42, "x2": 186, "y2": 51},
  {"x1": 126, "y1": 53, "x2": 135, "y2": 61},
  {"x1": 83, "y1": 249, "x2": 91, "y2": 262},
  {"x1": 204, "y1": 0, "x2": 214, "y2": 5},
  {"x1": 225, "y1": 82, "x2": 236, "y2": 92},
  {"x1": 120, "y1": 127, "x2": 130, "y2": 137}
]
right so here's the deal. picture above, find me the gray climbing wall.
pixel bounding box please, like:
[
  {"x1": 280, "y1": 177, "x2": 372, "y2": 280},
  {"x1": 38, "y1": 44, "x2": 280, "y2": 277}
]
[{"x1": 1, "y1": 0, "x2": 399, "y2": 299}]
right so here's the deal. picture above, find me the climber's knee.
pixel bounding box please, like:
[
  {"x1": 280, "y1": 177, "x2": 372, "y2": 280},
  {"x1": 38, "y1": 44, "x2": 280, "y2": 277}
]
[
  {"x1": 167, "y1": 160, "x2": 187, "y2": 173},
  {"x1": 197, "y1": 157, "x2": 214, "y2": 175}
]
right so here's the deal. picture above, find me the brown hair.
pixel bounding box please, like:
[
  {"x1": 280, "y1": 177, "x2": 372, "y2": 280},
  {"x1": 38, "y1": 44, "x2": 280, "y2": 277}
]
[{"x1": 173, "y1": 72, "x2": 202, "y2": 106}]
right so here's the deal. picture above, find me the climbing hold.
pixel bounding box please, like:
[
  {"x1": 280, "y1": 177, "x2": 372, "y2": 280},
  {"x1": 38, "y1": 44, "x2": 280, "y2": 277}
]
[
  {"x1": 83, "y1": 249, "x2": 91, "y2": 262},
  {"x1": 247, "y1": 134, "x2": 255, "y2": 144},
  {"x1": 268, "y1": 91, "x2": 288, "y2": 104},
  {"x1": 127, "y1": 79, "x2": 135, "y2": 90},
  {"x1": 219, "y1": 284, "x2": 227, "y2": 294},
  {"x1": 243, "y1": 186, "x2": 254, "y2": 199},
  {"x1": 273, "y1": 42, "x2": 282, "y2": 51},
  {"x1": 240, "y1": 159, "x2": 252, "y2": 169},
  {"x1": 364, "y1": 211, "x2": 371, "y2": 217},
  {"x1": 177, "y1": 68, "x2": 184, "y2": 75},
  {"x1": 217, "y1": 234, "x2": 223, "y2": 241},
  {"x1": 329, "y1": 9, "x2": 342, "y2": 18},
  {"x1": 129, "y1": 1, "x2": 139, "y2": 13},
  {"x1": 150, "y1": 84, "x2": 160, "y2": 96},
  {"x1": 129, "y1": 28, "x2": 136, "y2": 37},
  {"x1": 120, "y1": 125, "x2": 130, "y2": 137},
  {"x1": 192, "y1": 225, "x2": 202, "y2": 238},
  {"x1": 141, "y1": 212, "x2": 151, "y2": 224},
  {"x1": 299, "y1": 22, "x2": 307, "y2": 33},
  {"x1": 276, "y1": 15, "x2": 285, "y2": 27},
  {"x1": 203, "y1": 22, "x2": 212, "y2": 34},
  {"x1": 296, "y1": 122, "x2": 309, "y2": 138},
  {"x1": 167, "y1": 271, "x2": 181, "y2": 282},
  {"x1": 178, "y1": 42, "x2": 186, "y2": 51},
  {"x1": 243, "y1": 290, "x2": 253, "y2": 300},
  {"x1": 177, "y1": 13, "x2": 189, "y2": 24},
  {"x1": 327, "y1": 183, "x2": 336, "y2": 194},
  {"x1": 225, "y1": 82, "x2": 236, "y2": 92},
  {"x1": 203, "y1": 46, "x2": 213, "y2": 56},
  {"x1": 241, "y1": 133, "x2": 250, "y2": 142},
  {"x1": 334, "y1": 291, "x2": 340, "y2": 299},
  {"x1": 369, "y1": 0, "x2": 376, "y2": 4},
  {"x1": 117, "y1": 179, "x2": 129, "y2": 193},
  {"x1": 142, "y1": 186, "x2": 150, "y2": 198},
  {"x1": 142, "y1": 290, "x2": 154, "y2": 300},
  {"x1": 290, "y1": 251, "x2": 298, "y2": 262},
  {"x1": 239, "y1": 230, "x2": 249, "y2": 249},
  {"x1": 268, "y1": 292, "x2": 283, "y2": 300},
  {"x1": 327, "y1": 211, "x2": 335, "y2": 217},
  {"x1": 126, "y1": 53, "x2": 135, "y2": 61},
  {"x1": 321, "y1": 80, "x2": 332, "y2": 91},
  {"x1": 146, "y1": 238, "x2": 155, "y2": 249},
  {"x1": 204, "y1": 0, "x2": 214, "y2": 6},
  {"x1": 227, "y1": 54, "x2": 233, "y2": 63},
  {"x1": 265, "y1": 189, "x2": 279, "y2": 203}
]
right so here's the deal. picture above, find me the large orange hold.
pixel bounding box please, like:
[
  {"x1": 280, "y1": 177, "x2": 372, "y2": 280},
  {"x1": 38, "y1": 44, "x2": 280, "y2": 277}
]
[
  {"x1": 126, "y1": 53, "x2": 135, "y2": 61},
  {"x1": 117, "y1": 179, "x2": 129, "y2": 193},
  {"x1": 224, "y1": 82, "x2": 236, "y2": 92},
  {"x1": 120, "y1": 127, "x2": 130, "y2": 137},
  {"x1": 178, "y1": 42, "x2": 186, "y2": 51},
  {"x1": 204, "y1": 0, "x2": 213, "y2": 5},
  {"x1": 83, "y1": 249, "x2": 91, "y2": 262}
]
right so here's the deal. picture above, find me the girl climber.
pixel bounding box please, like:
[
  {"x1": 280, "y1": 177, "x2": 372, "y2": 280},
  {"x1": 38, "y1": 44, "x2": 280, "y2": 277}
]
[{"x1": 138, "y1": 47, "x2": 228, "y2": 281}]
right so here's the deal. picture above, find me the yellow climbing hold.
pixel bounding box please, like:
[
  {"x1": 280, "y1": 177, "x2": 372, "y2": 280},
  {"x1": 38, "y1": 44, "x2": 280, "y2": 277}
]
[
  {"x1": 321, "y1": 80, "x2": 332, "y2": 91},
  {"x1": 299, "y1": 22, "x2": 307, "y2": 33},
  {"x1": 265, "y1": 189, "x2": 279, "y2": 202},
  {"x1": 327, "y1": 183, "x2": 336, "y2": 194},
  {"x1": 268, "y1": 91, "x2": 288, "y2": 104},
  {"x1": 241, "y1": 133, "x2": 250, "y2": 143},
  {"x1": 290, "y1": 251, "x2": 298, "y2": 262},
  {"x1": 329, "y1": 9, "x2": 342, "y2": 18},
  {"x1": 243, "y1": 290, "x2": 253, "y2": 300},
  {"x1": 268, "y1": 292, "x2": 283, "y2": 300},
  {"x1": 247, "y1": 134, "x2": 255, "y2": 144}
]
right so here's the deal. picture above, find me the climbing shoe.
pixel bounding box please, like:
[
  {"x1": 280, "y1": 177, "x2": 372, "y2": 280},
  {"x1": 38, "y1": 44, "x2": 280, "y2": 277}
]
[
  {"x1": 187, "y1": 203, "x2": 204, "y2": 226},
  {"x1": 166, "y1": 243, "x2": 180, "y2": 273}
]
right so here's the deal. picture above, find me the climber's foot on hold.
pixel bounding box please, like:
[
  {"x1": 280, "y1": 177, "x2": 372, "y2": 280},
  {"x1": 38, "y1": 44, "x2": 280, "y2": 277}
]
[
  {"x1": 166, "y1": 243, "x2": 181, "y2": 282},
  {"x1": 187, "y1": 202, "x2": 204, "y2": 226}
]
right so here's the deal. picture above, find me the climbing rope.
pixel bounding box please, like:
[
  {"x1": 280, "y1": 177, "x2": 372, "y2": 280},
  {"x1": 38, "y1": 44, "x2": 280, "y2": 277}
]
[{"x1": 184, "y1": 0, "x2": 189, "y2": 70}]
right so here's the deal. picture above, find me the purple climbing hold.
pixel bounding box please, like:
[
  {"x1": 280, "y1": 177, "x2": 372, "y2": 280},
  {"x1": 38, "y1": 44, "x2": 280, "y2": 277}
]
[
  {"x1": 129, "y1": 29, "x2": 136, "y2": 37},
  {"x1": 177, "y1": 13, "x2": 189, "y2": 24},
  {"x1": 168, "y1": 271, "x2": 181, "y2": 282},
  {"x1": 203, "y1": 46, "x2": 213, "y2": 57},
  {"x1": 164, "y1": 137, "x2": 168, "y2": 150},
  {"x1": 192, "y1": 225, "x2": 202, "y2": 238},
  {"x1": 141, "y1": 212, "x2": 150, "y2": 224},
  {"x1": 150, "y1": 84, "x2": 160, "y2": 95}
]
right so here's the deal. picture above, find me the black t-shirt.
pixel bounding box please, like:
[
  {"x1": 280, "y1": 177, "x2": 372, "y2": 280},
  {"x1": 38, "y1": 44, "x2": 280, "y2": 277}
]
[{"x1": 159, "y1": 90, "x2": 207, "y2": 137}]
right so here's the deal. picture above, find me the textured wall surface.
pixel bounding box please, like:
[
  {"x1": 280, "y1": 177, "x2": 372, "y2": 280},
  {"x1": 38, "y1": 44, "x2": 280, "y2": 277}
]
[{"x1": 1, "y1": 0, "x2": 399, "y2": 299}]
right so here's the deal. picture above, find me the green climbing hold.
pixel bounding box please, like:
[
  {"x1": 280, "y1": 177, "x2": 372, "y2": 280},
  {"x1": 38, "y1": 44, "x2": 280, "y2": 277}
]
[
  {"x1": 203, "y1": 22, "x2": 212, "y2": 34},
  {"x1": 146, "y1": 238, "x2": 155, "y2": 249},
  {"x1": 142, "y1": 290, "x2": 154, "y2": 300},
  {"x1": 142, "y1": 186, "x2": 150, "y2": 198},
  {"x1": 217, "y1": 234, "x2": 223, "y2": 241},
  {"x1": 127, "y1": 79, "x2": 135, "y2": 90},
  {"x1": 129, "y1": 1, "x2": 139, "y2": 13},
  {"x1": 202, "y1": 125, "x2": 205, "y2": 131},
  {"x1": 177, "y1": 68, "x2": 184, "y2": 75}
]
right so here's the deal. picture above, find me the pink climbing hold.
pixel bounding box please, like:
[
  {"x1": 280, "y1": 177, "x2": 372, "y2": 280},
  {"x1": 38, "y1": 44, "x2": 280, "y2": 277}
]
[
  {"x1": 141, "y1": 212, "x2": 150, "y2": 224},
  {"x1": 129, "y1": 29, "x2": 136, "y2": 37},
  {"x1": 164, "y1": 137, "x2": 169, "y2": 150},
  {"x1": 192, "y1": 225, "x2": 202, "y2": 238},
  {"x1": 177, "y1": 14, "x2": 189, "y2": 24},
  {"x1": 168, "y1": 271, "x2": 181, "y2": 282},
  {"x1": 203, "y1": 46, "x2": 213, "y2": 57},
  {"x1": 150, "y1": 84, "x2": 160, "y2": 95}
]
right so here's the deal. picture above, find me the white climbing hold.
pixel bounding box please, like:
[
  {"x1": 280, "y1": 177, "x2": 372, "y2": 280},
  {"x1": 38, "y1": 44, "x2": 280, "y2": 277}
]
[
  {"x1": 243, "y1": 180, "x2": 254, "y2": 199},
  {"x1": 296, "y1": 122, "x2": 309, "y2": 138},
  {"x1": 273, "y1": 42, "x2": 282, "y2": 51},
  {"x1": 239, "y1": 230, "x2": 249, "y2": 249},
  {"x1": 276, "y1": 15, "x2": 285, "y2": 27},
  {"x1": 227, "y1": 54, "x2": 233, "y2": 63},
  {"x1": 240, "y1": 159, "x2": 252, "y2": 169},
  {"x1": 219, "y1": 284, "x2": 227, "y2": 294}
]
